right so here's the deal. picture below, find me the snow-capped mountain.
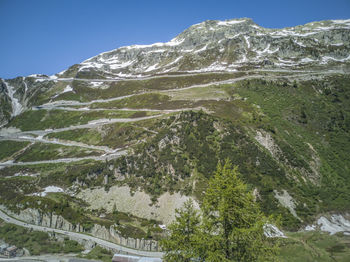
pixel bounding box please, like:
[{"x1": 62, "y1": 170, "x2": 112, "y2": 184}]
[
  {"x1": 60, "y1": 18, "x2": 350, "y2": 78},
  {"x1": 1, "y1": 18, "x2": 350, "y2": 126}
]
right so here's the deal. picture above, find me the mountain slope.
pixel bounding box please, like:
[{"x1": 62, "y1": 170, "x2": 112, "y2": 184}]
[
  {"x1": 64, "y1": 18, "x2": 350, "y2": 78},
  {"x1": 0, "y1": 18, "x2": 350, "y2": 241}
]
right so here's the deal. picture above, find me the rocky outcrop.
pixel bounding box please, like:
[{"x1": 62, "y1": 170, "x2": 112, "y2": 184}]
[
  {"x1": 66, "y1": 18, "x2": 350, "y2": 78},
  {"x1": 92, "y1": 224, "x2": 159, "y2": 251},
  {"x1": 0, "y1": 206, "x2": 159, "y2": 251},
  {"x1": 77, "y1": 185, "x2": 199, "y2": 225}
]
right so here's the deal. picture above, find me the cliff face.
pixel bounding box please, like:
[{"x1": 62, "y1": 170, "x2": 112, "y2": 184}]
[{"x1": 1, "y1": 206, "x2": 159, "y2": 251}]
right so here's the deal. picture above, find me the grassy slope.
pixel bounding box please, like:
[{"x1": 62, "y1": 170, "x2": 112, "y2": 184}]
[
  {"x1": 0, "y1": 140, "x2": 30, "y2": 161},
  {"x1": 46, "y1": 121, "x2": 155, "y2": 149},
  {"x1": 14, "y1": 142, "x2": 102, "y2": 162},
  {"x1": 0, "y1": 73, "x2": 349, "y2": 257},
  {"x1": 0, "y1": 219, "x2": 83, "y2": 255},
  {"x1": 278, "y1": 232, "x2": 350, "y2": 262},
  {"x1": 234, "y1": 76, "x2": 350, "y2": 214},
  {"x1": 6, "y1": 109, "x2": 152, "y2": 131}
]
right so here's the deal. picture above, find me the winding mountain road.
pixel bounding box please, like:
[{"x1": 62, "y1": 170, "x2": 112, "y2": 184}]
[{"x1": 0, "y1": 209, "x2": 164, "y2": 258}]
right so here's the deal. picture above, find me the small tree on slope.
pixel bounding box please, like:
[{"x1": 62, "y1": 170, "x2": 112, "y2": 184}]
[
  {"x1": 160, "y1": 199, "x2": 201, "y2": 262},
  {"x1": 161, "y1": 159, "x2": 278, "y2": 262}
]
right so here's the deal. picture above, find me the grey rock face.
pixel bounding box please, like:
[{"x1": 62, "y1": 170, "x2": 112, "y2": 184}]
[
  {"x1": 65, "y1": 18, "x2": 350, "y2": 78},
  {"x1": 2, "y1": 206, "x2": 160, "y2": 251}
]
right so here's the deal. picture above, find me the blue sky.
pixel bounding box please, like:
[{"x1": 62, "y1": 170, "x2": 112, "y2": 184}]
[{"x1": 0, "y1": 0, "x2": 349, "y2": 79}]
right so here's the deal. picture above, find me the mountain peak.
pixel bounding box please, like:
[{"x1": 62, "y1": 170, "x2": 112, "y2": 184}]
[{"x1": 57, "y1": 17, "x2": 350, "y2": 79}]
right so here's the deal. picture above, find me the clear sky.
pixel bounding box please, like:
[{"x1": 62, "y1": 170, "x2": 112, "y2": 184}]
[{"x1": 0, "y1": 0, "x2": 349, "y2": 79}]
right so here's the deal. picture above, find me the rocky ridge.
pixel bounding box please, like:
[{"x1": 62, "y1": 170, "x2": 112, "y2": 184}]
[{"x1": 69, "y1": 18, "x2": 350, "y2": 77}]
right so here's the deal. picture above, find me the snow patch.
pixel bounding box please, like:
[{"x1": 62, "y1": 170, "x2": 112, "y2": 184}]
[
  {"x1": 33, "y1": 186, "x2": 64, "y2": 197},
  {"x1": 301, "y1": 57, "x2": 315, "y2": 63},
  {"x1": 109, "y1": 60, "x2": 135, "y2": 70},
  {"x1": 194, "y1": 44, "x2": 208, "y2": 53},
  {"x1": 304, "y1": 225, "x2": 316, "y2": 231},
  {"x1": 293, "y1": 40, "x2": 306, "y2": 47},
  {"x1": 217, "y1": 20, "x2": 245, "y2": 26},
  {"x1": 317, "y1": 215, "x2": 350, "y2": 235},
  {"x1": 90, "y1": 81, "x2": 103, "y2": 87},
  {"x1": 321, "y1": 55, "x2": 350, "y2": 64},
  {"x1": 62, "y1": 85, "x2": 73, "y2": 93},
  {"x1": 144, "y1": 63, "x2": 159, "y2": 72},
  {"x1": 244, "y1": 36, "x2": 251, "y2": 48}
]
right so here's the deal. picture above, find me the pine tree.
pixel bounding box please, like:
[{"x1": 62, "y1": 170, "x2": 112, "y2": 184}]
[
  {"x1": 200, "y1": 159, "x2": 277, "y2": 261},
  {"x1": 161, "y1": 159, "x2": 278, "y2": 262},
  {"x1": 160, "y1": 199, "x2": 201, "y2": 262}
]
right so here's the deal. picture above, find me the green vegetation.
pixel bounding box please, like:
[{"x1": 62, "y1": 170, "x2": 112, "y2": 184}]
[
  {"x1": 166, "y1": 84, "x2": 231, "y2": 101},
  {"x1": 278, "y1": 231, "x2": 350, "y2": 262},
  {"x1": 1, "y1": 72, "x2": 349, "y2": 240},
  {"x1": 46, "y1": 121, "x2": 154, "y2": 149},
  {"x1": 80, "y1": 246, "x2": 113, "y2": 262},
  {"x1": 234, "y1": 76, "x2": 350, "y2": 214},
  {"x1": 68, "y1": 72, "x2": 245, "y2": 102},
  {"x1": 161, "y1": 160, "x2": 278, "y2": 262},
  {"x1": 113, "y1": 110, "x2": 298, "y2": 226},
  {"x1": 7, "y1": 109, "x2": 150, "y2": 131},
  {"x1": 0, "y1": 220, "x2": 83, "y2": 255},
  {"x1": 14, "y1": 142, "x2": 102, "y2": 162},
  {"x1": 0, "y1": 140, "x2": 30, "y2": 161},
  {"x1": 92, "y1": 93, "x2": 172, "y2": 109}
]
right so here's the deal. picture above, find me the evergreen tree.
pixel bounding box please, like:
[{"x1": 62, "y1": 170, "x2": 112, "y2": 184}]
[
  {"x1": 161, "y1": 159, "x2": 278, "y2": 262},
  {"x1": 200, "y1": 159, "x2": 277, "y2": 261},
  {"x1": 160, "y1": 200, "x2": 201, "y2": 262}
]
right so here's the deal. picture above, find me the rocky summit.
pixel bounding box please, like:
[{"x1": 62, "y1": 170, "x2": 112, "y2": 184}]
[{"x1": 0, "y1": 18, "x2": 350, "y2": 259}]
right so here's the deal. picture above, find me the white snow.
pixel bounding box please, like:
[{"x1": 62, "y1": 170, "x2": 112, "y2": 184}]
[
  {"x1": 165, "y1": 56, "x2": 183, "y2": 68},
  {"x1": 158, "y1": 224, "x2": 167, "y2": 230},
  {"x1": 52, "y1": 84, "x2": 74, "y2": 98},
  {"x1": 62, "y1": 85, "x2": 73, "y2": 93},
  {"x1": 166, "y1": 37, "x2": 185, "y2": 46},
  {"x1": 79, "y1": 61, "x2": 104, "y2": 71},
  {"x1": 321, "y1": 55, "x2": 350, "y2": 63},
  {"x1": 301, "y1": 57, "x2": 315, "y2": 63},
  {"x1": 217, "y1": 20, "x2": 245, "y2": 26},
  {"x1": 244, "y1": 36, "x2": 251, "y2": 48},
  {"x1": 144, "y1": 63, "x2": 159, "y2": 72},
  {"x1": 33, "y1": 186, "x2": 64, "y2": 197},
  {"x1": 332, "y1": 19, "x2": 350, "y2": 24},
  {"x1": 109, "y1": 60, "x2": 135, "y2": 70},
  {"x1": 22, "y1": 77, "x2": 28, "y2": 93},
  {"x1": 28, "y1": 74, "x2": 41, "y2": 77},
  {"x1": 317, "y1": 215, "x2": 350, "y2": 235},
  {"x1": 250, "y1": 24, "x2": 260, "y2": 29},
  {"x1": 293, "y1": 40, "x2": 306, "y2": 47},
  {"x1": 225, "y1": 33, "x2": 241, "y2": 39},
  {"x1": 304, "y1": 225, "x2": 316, "y2": 231},
  {"x1": 49, "y1": 75, "x2": 58, "y2": 80},
  {"x1": 90, "y1": 81, "x2": 104, "y2": 87},
  {"x1": 270, "y1": 30, "x2": 318, "y2": 37},
  {"x1": 187, "y1": 62, "x2": 227, "y2": 73},
  {"x1": 144, "y1": 49, "x2": 167, "y2": 54},
  {"x1": 330, "y1": 43, "x2": 344, "y2": 46},
  {"x1": 124, "y1": 38, "x2": 185, "y2": 50},
  {"x1": 264, "y1": 224, "x2": 286, "y2": 238},
  {"x1": 194, "y1": 44, "x2": 208, "y2": 53},
  {"x1": 254, "y1": 44, "x2": 278, "y2": 57}
]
